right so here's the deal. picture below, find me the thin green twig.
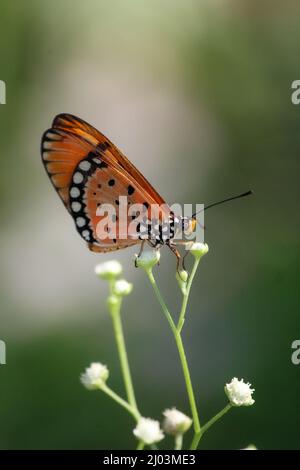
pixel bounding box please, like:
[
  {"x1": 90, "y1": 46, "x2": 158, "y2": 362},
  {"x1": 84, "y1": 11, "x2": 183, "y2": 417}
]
[
  {"x1": 147, "y1": 270, "x2": 177, "y2": 334},
  {"x1": 101, "y1": 383, "x2": 140, "y2": 422},
  {"x1": 190, "y1": 403, "x2": 232, "y2": 450},
  {"x1": 108, "y1": 279, "x2": 140, "y2": 419},
  {"x1": 173, "y1": 330, "x2": 200, "y2": 434},
  {"x1": 175, "y1": 434, "x2": 183, "y2": 450},
  {"x1": 109, "y1": 300, "x2": 139, "y2": 413},
  {"x1": 177, "y1": 257, "x2": 200, "y2": 333},
  {"x1": 146, "y1": 268, "x2": 200, "y2": 435},
  {"x1": 136, "y1": 441, "x2": 145, "y2": 450}
]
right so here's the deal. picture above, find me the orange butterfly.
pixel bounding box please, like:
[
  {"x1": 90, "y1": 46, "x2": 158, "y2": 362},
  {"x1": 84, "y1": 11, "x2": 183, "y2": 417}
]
[{"x1": 41, "y1": 114, "x2": 251, "y2": 268}]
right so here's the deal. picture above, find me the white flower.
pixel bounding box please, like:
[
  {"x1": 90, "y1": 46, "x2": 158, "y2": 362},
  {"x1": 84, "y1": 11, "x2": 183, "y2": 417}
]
[
  {"x1": 242, "y1": 444, "x2": 257, "y2": 450},
  {"x1": 113, "y1": 279, "x2": 133, "y2": 296},
  {"x1": 80, "y1": 362, "x2": 109, "y2": 390},
  {"x1": 163, "y1": 408, "x2": 192, "y2": 436},
  {"x1": 95, "y1": 260, "x2": 122, "y2": 280},
  {"x1": 135, "y1": 250, "x2": 160, "y2": 271},
  {"x1": 225, "y1": 377, "x2": 255, "y2": 406},
  {"x1": 188, "y1": 242, "x2": 209, "y2": 259},
  {"x1": 133, "y1": 417, "x2": 164, "y2": 445}
]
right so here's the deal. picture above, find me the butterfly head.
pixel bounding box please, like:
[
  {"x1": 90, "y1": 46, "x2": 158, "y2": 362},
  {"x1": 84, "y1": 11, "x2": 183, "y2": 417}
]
[{"x1": 181, "y1": 216, "x2": 197, "y2": 237}]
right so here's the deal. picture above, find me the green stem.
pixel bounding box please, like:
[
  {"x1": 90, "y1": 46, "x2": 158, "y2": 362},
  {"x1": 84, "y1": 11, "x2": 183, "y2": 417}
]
[
  {"x1": 174, "y1": 331, "x2": 201, "y2": 434},
  {"x1": 175, "y1": 434, "x2": 183, "y2": 450},
  {"x1": 109, "y1": 298, "x2": 139, "y2": 415},
  {"x1": 190, "y1": 403, "x2": 232, "y2": 450},
  {"x1": 147, "y1": 270, "x2": 177, "y2": 335},
  {"x1": 136, "y1": 441, "x2": 145, "y2": 450},
  {"x1": 177, "y1": 257, "x2": 200, "y2": 333},
  {"x1": 101, "y1": 383, "x2": 140, "y2": 421},
  {"x1": 146, "y1": 269, "x2": 200, "y2": 434},
  {"x1": 201, "y1": 403, "x2": 232, "y2": 435}
]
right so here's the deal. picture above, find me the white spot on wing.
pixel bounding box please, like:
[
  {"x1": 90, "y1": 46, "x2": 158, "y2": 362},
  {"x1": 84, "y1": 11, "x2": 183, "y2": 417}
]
[
  {"x1": 73, "y1": 172, "x2": 84, "y2": 184},
  {"x1": 71, "y1": 202, "x2": 82, "y2": 212},
  {"x1": 76, "y1": 217, "x2": 86, "y2": 228},
  {"x1": 79, "y1": 161, "x2": 91, "y2": 171},
  {"x1": 46, "y1": 132, "x2": 61, "y2": 141},
  {"x1": 82, "y1": 230, "x2": 90, "y2": 241},
  {"x1": 70, "y1": 187, "x2": 80, "y2": 198}
]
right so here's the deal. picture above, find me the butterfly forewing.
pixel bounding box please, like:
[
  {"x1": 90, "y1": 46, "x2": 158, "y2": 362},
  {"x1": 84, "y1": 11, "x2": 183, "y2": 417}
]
[{"x1": 41, "y1": 114, "x2": 171, "y2": 252}]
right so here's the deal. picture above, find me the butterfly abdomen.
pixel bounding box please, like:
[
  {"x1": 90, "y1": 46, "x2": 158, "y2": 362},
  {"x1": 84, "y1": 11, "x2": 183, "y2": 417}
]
[{"x1": 136, "y1": 214, "x2": 177, "y2": 245}]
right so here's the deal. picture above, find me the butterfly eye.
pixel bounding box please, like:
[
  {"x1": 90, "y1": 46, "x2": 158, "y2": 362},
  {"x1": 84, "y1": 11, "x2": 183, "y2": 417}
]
[{"x1": 182, "y1": 218, "x2": 195, "y2": 235}]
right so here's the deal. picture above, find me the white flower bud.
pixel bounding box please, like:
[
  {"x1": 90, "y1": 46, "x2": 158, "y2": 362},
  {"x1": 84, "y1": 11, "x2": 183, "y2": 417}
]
[
  {"x1": 225, "y1": 377, "x2": 255, "y2": 406},
  {"x1": 107, "y1": 295, "x2": 119, "y2": 310},
  {"x1": 163, "y1": 408, "x2": 192, "y2": 436},
  {"x1": 176, "y1": 270, "x2": 188, "y2": 295},
  {"x1": 113, "y1": 279, "x2": 133, "y2": 297},
  {"x1": 188, "y1": 242, "x2": 209, "y2": 259},
  {"x1": 135, "y1": 250, "x2": 160, "y2": 271},
  {"x1": 242, "y1": 444, "x2": 257, "y2": 450},
  {"x1": 94, "y1": 260, "x2": 122, "y2": 280},
  {"x1": 80, "y1": 362, "x2": 109, "y2": 390},
  {"x1": 133, "y1": 417, "x2": 164, "y2": 445}
]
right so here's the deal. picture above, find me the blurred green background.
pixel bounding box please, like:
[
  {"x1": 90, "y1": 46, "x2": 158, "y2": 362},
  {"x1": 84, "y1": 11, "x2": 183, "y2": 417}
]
[{"x1": 0, "y1": 0, "x2": 299, "y2": 449}]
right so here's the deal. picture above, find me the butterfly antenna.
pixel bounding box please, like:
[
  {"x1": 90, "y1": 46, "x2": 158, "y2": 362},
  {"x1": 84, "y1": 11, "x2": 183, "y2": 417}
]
[{"x1": 192, "y1": 190, "x2": 253, "y2": 218}]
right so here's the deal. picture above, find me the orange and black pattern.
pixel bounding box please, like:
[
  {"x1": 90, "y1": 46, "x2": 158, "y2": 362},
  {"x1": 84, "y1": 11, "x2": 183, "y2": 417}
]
[{"x1": 41, "y1": 114, "x2": 172, "y2": 252}]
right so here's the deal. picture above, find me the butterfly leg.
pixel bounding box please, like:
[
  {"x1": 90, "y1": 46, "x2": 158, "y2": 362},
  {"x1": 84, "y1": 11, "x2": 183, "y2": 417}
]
[
  {"x1": 166, "y1": 241, "x2": 182, "y2": 273},
  {"x1": 168, "y1": 240, "x2": 194, "y2": 278},
  {"x1": 155, "y1": 245, "x2": 161, "y2": 266},
  {"x1": 182, "y1": 251, "x2": 190, "y2": 271}
]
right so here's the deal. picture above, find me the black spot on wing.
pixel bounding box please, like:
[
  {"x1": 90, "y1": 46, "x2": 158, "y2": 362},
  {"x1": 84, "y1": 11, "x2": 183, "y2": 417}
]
[
  {"x1": 96, "y1": 142, "x2": 110, "y2": 152},
  {"x1": 86, "y1": 151, "x2": 108, "y2": 168},
  {"x1": 128, "y1": 185, "x2": 135, "y2": 195}
]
